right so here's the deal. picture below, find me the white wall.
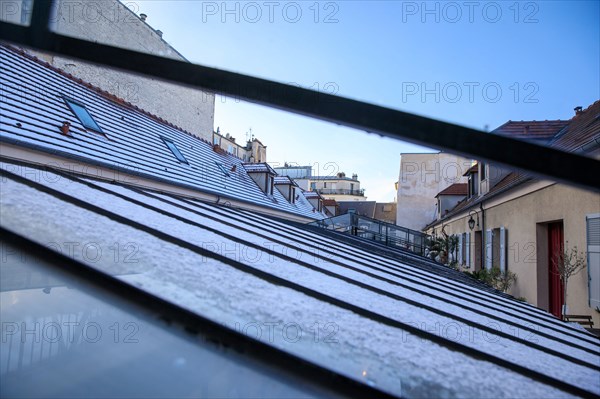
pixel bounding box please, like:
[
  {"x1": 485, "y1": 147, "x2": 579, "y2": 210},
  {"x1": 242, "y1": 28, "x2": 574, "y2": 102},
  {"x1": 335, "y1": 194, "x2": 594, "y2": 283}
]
[{"x1": 396, "y1": 152, "x2": 472, "y2": 231}]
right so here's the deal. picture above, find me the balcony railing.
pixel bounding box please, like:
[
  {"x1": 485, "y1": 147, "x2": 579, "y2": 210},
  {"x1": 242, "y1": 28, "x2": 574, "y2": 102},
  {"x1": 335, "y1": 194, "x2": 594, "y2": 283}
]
[
  {"x1": 309, "y1": 213, "x2": 429, "y2": 256},
  {"x1": 316, "y1": 189, "x2": 365, "y2": 196}
]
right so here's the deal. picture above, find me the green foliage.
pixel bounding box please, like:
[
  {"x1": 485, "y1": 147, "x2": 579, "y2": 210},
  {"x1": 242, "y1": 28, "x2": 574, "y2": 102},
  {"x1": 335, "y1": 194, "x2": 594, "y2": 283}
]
[
  {"x1": 426, "y1": 233, "x2": 460, "y2": 266},
  {"x1": 463, "y1": 267, "x2": 517, "y2": 293}
]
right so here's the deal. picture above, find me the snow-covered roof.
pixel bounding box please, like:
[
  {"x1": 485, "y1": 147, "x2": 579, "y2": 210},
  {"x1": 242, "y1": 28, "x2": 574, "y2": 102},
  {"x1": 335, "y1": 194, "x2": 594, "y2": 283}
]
[
  {"x1": 1, "y1": 160, "x2": 598, "y2": 398},
  {"x1": 273, "y1": 176, "x2": 297, "y2": 186},
  {"x1": 303, "y1": 191, "x2": 322, "y2": 199},
  {"x1": 242, "y1": 162, "x2": 277, "y2": 174},
  {"x1": 0, "y1": 44, "x2": 323, "y2": 220}
]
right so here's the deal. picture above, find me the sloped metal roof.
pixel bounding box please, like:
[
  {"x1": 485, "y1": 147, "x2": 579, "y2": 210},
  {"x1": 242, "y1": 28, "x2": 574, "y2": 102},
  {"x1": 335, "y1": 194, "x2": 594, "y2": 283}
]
[
  {"x1": 1, "y1": 160, "x2": 598, "y2": 398},
  {"x1": 0, "y1": 45, "x2": 322, "y2": 220}
]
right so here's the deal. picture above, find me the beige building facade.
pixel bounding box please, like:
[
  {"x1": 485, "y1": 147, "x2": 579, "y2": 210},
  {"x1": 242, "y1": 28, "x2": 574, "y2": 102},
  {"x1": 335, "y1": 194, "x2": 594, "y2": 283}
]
[
  {"x1": 297, "y1": 173, "x2": 366, "y2": 202},
  {"x1": 396, "y1": 152, "x2": 473, "y2": 231},
  {"x1": 212, "y1": 131, "x2": 267, "y2": 163},
  {"x1": 424, "y1": 104, "x2": 600, "y2": 326}
]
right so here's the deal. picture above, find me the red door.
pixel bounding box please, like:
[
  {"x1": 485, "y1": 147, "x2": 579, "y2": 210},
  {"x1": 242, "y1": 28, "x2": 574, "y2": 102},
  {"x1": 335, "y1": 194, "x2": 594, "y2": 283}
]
[{"x1": 548, "y1": 222, "x2": 564, "y2": 318}]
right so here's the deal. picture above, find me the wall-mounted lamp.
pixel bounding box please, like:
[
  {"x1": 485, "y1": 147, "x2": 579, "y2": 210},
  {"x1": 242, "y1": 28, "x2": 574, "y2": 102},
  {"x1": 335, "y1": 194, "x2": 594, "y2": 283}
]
[{"x1": 468, "y1": 210, "x2": 479, "y2": 231}]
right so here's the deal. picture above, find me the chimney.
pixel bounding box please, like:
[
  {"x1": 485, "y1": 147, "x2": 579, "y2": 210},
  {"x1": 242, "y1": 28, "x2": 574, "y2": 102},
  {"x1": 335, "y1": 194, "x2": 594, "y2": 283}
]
[
  {"x1": 140, "y1": 13, "x2": 147, "y2": 21},
  {"x1": 156, "y1": 30, "x2": 163, "y2": 37},
  {"x1": 352, "y1": 174, "x2": 358, "y2": 181},
  {"x1": 574, "y1": 106, "x2": 583, "y2": 115}
]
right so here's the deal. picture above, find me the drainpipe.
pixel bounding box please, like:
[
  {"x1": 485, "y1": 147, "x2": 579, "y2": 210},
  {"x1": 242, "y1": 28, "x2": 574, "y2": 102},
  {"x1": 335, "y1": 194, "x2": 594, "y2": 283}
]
[{"x1": 480, "y1": 202, "x2": 485, "y2": 270}]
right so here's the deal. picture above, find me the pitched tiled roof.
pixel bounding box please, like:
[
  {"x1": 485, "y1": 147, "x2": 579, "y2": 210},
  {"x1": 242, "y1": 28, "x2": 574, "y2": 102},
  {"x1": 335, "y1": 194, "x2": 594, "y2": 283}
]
[
  {"x1": 436, "y1": 183, "x2": 468, "y2": 197},
  {"x1": 430, "y1": 100, "x2": 599, "y2": 227},
  {"x1": 463, "y1": 163, "x2": 478, "y2": 176},
  {"x1": 550, "y1": 101, "x2": 600, "y2": 153},
  {"x1": 2, "y1": 161, "x2": 599, "y2": 398},
  {"x1": 0, "y1": 44, "x2": 322, "y2": 220},
  {"x1": 492, "y1": 120, "x2": 569, "y2": 144}
]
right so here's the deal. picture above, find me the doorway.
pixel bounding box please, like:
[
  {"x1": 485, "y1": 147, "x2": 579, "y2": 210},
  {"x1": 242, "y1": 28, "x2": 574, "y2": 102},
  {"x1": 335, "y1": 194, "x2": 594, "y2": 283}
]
[{"x1": 548, "y1": 222, "x2": 564, "y2": 318}]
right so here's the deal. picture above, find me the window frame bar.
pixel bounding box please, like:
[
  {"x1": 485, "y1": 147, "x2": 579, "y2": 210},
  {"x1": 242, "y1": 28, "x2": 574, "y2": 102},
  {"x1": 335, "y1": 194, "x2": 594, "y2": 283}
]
[{"x1": 0, "y1": 4, "x2": 597, "y2": 191}]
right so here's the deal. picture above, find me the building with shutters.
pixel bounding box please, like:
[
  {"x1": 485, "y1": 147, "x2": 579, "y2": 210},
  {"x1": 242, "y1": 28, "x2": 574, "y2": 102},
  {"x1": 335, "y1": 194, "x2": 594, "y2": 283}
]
[{"x1": 423, "y1": 103, "x2": 600, "y2": 326}]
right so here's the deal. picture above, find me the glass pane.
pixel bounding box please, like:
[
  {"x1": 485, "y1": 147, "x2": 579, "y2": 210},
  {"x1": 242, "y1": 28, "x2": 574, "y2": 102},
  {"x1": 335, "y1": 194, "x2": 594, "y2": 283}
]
[{"x1": 0, "y1": 239, "x2": 341, "y2": 399}]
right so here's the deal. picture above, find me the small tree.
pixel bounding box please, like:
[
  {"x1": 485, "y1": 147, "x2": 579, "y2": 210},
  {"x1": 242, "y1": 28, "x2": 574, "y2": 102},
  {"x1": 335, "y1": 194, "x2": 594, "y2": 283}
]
[{"x1": 551, "y1": 242, "x2": 587, "y2": 318}]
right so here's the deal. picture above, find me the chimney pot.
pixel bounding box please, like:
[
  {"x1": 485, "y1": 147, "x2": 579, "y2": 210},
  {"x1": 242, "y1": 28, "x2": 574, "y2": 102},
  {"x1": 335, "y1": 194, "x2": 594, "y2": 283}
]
[
  {"x1": 60, "y1": 121, "x2": 71, "y2": 136},
  {"x1": 140, "y1": 13, "x2": 147, "y2": 21},
  {"x1": 156, "y1": 29, "x2": 163, "y2": 37},
  {"x1": 574, "y1": 106, "x2": 583, "y2": 115}
]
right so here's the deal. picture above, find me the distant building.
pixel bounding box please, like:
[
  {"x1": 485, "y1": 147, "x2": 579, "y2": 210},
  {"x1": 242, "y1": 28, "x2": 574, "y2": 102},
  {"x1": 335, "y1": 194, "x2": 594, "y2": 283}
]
[
  {"x1": 212, "y1": 130, "x2": 267, "y2": 163},
  {"x1": 272, "y1": 164, "x2": 312, "y2": 179},
  {"x1": 335, "y1": 201, "x2": 397, "y2": 224},
  {"x1": 396, "y1": 152, "x2": 473, "y2": 231},
  {"x1": 296, "y1": 172, "x2": 366, "y2": 202}
]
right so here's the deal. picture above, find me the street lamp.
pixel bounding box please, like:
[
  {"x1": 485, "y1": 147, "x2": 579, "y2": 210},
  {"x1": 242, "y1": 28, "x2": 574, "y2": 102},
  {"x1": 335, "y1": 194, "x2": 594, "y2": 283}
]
[{"x1": 468, "y1": 210, "x2": 479, "y2": 231}]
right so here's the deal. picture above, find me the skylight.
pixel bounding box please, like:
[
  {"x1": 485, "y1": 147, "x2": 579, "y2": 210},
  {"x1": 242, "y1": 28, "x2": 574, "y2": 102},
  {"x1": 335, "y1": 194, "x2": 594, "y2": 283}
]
[
  {"x1": 63, "y1": 97, "x2": 103, "y2": 133},
  {"x1": 215, "y1": 162, "x2": 230, "y2": 177},
  {"x1": 161, "y1": 137, "x2": 189, "y2": 164}
]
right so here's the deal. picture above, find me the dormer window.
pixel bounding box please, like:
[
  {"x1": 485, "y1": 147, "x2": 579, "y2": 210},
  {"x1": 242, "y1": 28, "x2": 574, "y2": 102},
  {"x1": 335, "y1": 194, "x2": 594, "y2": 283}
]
[
  {"x1": 243, "y1": 163, "x2": 277, "y2": 196},
  {"x1": 161, "y1": 137, "x2": 189, "y2": 164},
  {"x1": 63, "y1": 97, "x2": 103, "y2": 133},
  {"x1": 274, "y1": 176, "x2": 298, "y2": 204},
  {"x1": 303, "y1": 191, "x2": 323, "y2": 212}
]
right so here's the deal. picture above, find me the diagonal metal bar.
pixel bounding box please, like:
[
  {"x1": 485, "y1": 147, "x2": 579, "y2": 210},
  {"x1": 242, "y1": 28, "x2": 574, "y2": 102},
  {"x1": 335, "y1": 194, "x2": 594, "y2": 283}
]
[
  {"x1": 0, "y1": 20, "x2": 599, "y2": 191},
  {"x1": 27, "y1": 0, "x2": 53, "y2": 46}
]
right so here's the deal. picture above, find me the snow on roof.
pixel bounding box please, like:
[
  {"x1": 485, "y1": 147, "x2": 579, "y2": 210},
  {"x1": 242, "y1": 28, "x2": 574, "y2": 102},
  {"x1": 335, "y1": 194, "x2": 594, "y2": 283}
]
[
  {"x1": 242, "y1": 163, "x2": 276, "y2": 174},
  {"x1": 303, "y1": 191, "x2": 322, "y2": 199},
  {"x1": 1, "y1": 160, "x2": 598, "y2": 398},
  {"x1": 273, "y1": 176, "x2": 297, "y2": 186},
  {"x1": 0, "y1": 44, "x2": 321, "y2": 220}
]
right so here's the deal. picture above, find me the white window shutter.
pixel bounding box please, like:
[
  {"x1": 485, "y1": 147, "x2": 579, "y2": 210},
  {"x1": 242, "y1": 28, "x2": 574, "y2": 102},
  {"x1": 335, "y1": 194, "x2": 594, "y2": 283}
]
[
  {"x1": 458, "y1": 234, "x2": 463, "y2": 265},
  {"x1": 466, "y1": 232, "x2": 471, "y2": 267},
  {"x1": 500, "y1": 227, "x2": 506, "y2": 273},
  {"x1": 485, "y1": 229, "x2": 493, "y2": 270},
  {"x1": 587, "y1": 214, "x2": 600, "y2": 309}
]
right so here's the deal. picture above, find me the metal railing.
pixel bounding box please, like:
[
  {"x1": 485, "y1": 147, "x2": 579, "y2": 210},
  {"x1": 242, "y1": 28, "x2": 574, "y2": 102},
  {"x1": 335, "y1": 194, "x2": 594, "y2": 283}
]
[
  {"x1": 316, "y1": 189, "x2": 365, "y2": 196},
  {"x1": 309, "y1": 213, "x2": 428, "y2": 256}
]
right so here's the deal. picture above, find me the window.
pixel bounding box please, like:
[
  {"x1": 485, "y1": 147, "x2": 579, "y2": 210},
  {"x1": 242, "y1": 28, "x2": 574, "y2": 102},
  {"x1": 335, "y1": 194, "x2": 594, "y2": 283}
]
[
  {"x1": 63, "y1": 97, "x2": 103, "y2": 133},
  {"x1": 480, "y1": 162, "x2": 486, "y2": 180},
  {"x1": 266, "y1": 174, "x2": 274, "y2": 196},
  {"x1": 310, "y1": 182, "x2": 316, "y2": 190},
  {"x1": 216, "y1": 162, "x2": 230, "y2": 177},
  {"x1": 161, "y1": 137, "x2": 189, "y2": 164},
  {"x1": 213, "y1": 135, "x2": 220, "y2": 145}
]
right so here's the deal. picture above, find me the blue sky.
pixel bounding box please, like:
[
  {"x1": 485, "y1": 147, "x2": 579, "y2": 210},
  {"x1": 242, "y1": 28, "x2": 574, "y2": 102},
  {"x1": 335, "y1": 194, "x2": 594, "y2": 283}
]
[{"x1": 132, "y1": 0, "x2": 599, "y2": 201}]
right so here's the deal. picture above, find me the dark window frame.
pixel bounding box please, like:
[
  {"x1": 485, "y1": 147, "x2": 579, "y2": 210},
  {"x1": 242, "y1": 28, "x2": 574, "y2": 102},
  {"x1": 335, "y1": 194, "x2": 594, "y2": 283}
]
[
  {"x1": 215, "y1": 161, "x2": 231, "y2": 177},
  {"x1": 62, "y1": 96, "x2": 104, "y2": 134},
  {"x1": 160, "y1": 136, "x2": 189, "y2": 164}
]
